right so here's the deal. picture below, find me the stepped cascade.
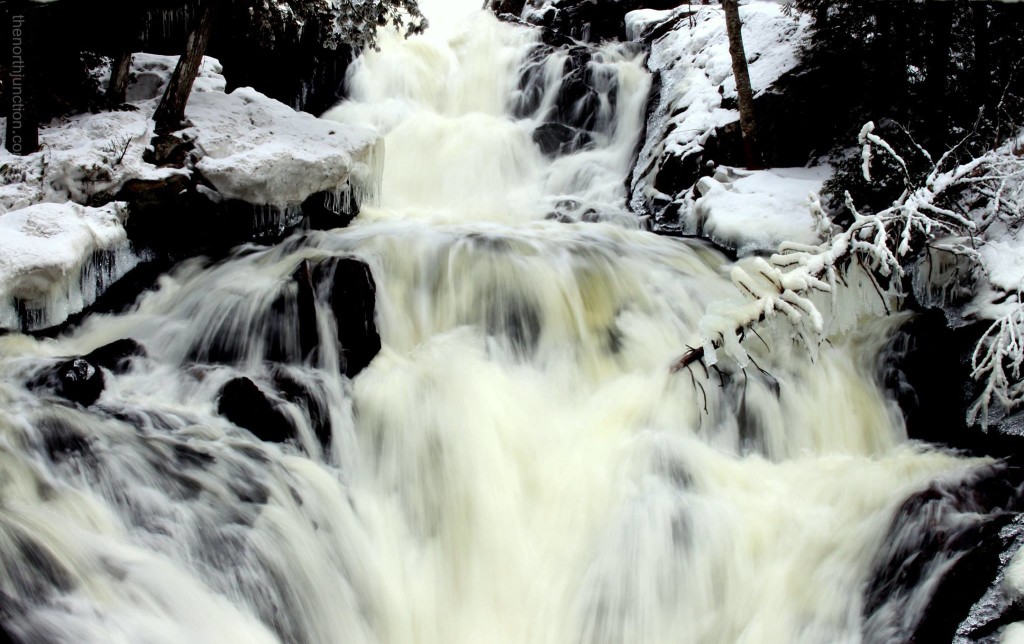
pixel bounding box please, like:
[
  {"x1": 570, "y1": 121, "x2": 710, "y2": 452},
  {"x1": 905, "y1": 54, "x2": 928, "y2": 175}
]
[{"x1": 0, "y1": 2, "x2": 995, "y2": 643}]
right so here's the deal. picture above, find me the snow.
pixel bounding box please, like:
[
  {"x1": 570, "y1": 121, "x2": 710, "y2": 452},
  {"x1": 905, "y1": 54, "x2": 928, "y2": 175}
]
[
  {"x1": 980, "y1": 241, "x2": 1024, "y2": 294},
  {"x1": 0, "y1": 202, "x2": 139, "y2": 331},
  {"x1": 692, "y1": 166, "x2": 828, "y2": 255},
  {"x1": 650, "y1": 2, "x2": 807, "y2": 156}
]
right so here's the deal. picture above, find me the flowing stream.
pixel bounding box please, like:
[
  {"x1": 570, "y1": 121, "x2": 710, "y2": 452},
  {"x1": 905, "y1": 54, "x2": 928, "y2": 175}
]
[{"x1": 0, "y1": 3, "x2": 991, "y2": 643}]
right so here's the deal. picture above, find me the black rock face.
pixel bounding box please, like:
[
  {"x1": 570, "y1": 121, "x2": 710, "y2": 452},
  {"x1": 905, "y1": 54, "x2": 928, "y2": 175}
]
[
  {"x1": 863, "y1": 465, "x2": 1024, "y2": 643},
  {"x1": 520, "y1": 0, "x2": 679, "y2": 43}
]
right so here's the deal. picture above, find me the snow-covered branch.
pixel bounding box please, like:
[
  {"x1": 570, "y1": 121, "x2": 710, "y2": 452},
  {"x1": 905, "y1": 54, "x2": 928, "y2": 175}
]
[{"x1": 675, "y1": 126, "x2": 1019, "y2": 385}]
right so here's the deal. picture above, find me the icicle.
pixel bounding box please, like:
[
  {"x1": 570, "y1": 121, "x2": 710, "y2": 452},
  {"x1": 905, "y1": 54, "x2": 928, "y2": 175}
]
[{"x1": 1, "y1": 242, "x2": 141, "y2": 333}]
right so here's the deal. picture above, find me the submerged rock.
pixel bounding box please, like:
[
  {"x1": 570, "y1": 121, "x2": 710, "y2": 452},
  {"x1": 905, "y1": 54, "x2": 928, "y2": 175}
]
[
  {"x1": 52, "y1": 359, "x2": 105, "y2": 407},
  {"x1": 84, "y1": 338, "x2": 147, "y2": 374}
]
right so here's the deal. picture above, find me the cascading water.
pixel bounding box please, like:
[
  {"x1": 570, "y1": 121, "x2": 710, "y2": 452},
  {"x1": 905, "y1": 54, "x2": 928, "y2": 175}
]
[{"x1": 0, "y1": 2, "x2": 996, "y2": 643}]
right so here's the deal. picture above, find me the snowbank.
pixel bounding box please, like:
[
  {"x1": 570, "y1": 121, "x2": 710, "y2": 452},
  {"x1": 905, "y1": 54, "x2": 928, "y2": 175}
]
[
  {"x1": 0, "y1": 202, "x2": 139, "y2": 332},
  {"x1": 692, "y1": 166, "x2": 827, "y2": 254}
]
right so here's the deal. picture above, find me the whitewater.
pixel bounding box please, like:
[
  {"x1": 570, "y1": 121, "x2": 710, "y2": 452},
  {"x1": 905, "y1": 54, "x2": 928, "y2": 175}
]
[{"x1": 0, "y1": 2, "x2": 989, "y2": 643}]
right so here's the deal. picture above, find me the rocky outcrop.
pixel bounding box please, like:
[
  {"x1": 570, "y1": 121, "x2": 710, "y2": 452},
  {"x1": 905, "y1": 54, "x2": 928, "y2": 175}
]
[
  {"x1": 0, "y1": 54, "x2": 380, "y2": 335},
  {"x1": 184, "y1": 255, "x2": 380, "y2": 378},
  {"x1": 518, "y1": 0, "x2": 680, "y2": 43},
  {"x1": 863, "y1": 464, "x2": 1024, "y2": 643},
  {"x1": 626, "y1": 5, "x2": 818, "y2": 231}
]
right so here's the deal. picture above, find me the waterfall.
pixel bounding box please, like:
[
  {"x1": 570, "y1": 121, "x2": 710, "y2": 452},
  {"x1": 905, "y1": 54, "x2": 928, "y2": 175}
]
[{"x1": 0, "y1": 3, "x2": 991, "y2": 644}]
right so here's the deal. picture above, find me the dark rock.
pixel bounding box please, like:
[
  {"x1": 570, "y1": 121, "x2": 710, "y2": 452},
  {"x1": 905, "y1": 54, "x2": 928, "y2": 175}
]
[
  {"x1": 882, "y1": 309, "x2": 1024, "y2": 458},
  {"x1": 37, "y1": 358, "x2": 106, "y2": 407},
  {"x1": 533, "y1": 122, "x2": 593, "y2": 156},
  {"x1": 312, "y1": 258, "x2": 382, "y2": 377},
  {"x1": 84, "y1": 339, "x2": 146, "y2": 375},
  {"x1": 488, "y1": 0, "x2": 527, "y2": 17},
  {"x1": 863, "y1": 465, "x2": 1024, "y2": 643},
  {"x1": 264, "y1": 261, "x2": 321, "y2": 364},
  {"x1": 217, "y1": 377, "x2": 295, "y2": 444},
  {"x1": 189, "y1": 259, "x2": 320, "y2": 366},
  {"x1": 302, "y1": 189, "x2": 360, "y2": 231},
  {"x1": 143, "y1": 133, "x2": 196, "y2": 167},
  {"x1": 512, "y1": 42, "x2": 617, "y2": 138},
  {"x1": 0, "y1": 621, "x2": 16, "y2": 644}
]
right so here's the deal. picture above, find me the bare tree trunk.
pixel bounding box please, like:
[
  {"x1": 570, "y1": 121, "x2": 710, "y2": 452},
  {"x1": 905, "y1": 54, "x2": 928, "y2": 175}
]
[
  {"x1": 154, "y1": 1, "x2": 214, "y2": 133},
  {"x1": 721, "y1": 0, "x2": 763, "y2": 169},
  {"x1": 107, "y1": 51, "x2": 133, "y2": 106},
  {"x1": 4, "y1": 3, "x2": 38, "y2": 155}
]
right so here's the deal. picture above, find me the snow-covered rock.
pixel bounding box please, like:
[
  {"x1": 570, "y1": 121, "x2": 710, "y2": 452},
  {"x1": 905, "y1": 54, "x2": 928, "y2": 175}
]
[
  {"x1": 629, "y1": 2, "x2": 813, "y2": 228},
  {"x1": 0, "y1": 52, "x2": 381, "y2": 332},
  {"x1": 0, "y1": 202, "x2": 139, "y2": 332},
  {"x1": 691, "y1": 166, "x2": 827, "y2": 255},
  {"x1": 0, "y1": 55, "x2": 225, "y2": 213},
  {"x1": 185, "y1": 87, "x2": 380, "y2": 210}
]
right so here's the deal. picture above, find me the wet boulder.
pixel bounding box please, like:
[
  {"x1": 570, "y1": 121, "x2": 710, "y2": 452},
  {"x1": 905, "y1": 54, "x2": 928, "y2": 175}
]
[
  {"x1": 533, "y1": 122, "x2": 593, "y2": 157},
  {"x1": 28, "y1": 338, "x2": 146, "y2": 407},
  {"x1": 217, "y1": 377, "x2": 294, "y2": 444},
  {"x1": 48, "y1": 359, "x2": 105, "y2": 407},
  {"x1": 312, "y1": 257, "x2": 382, "y2": 377},
  {"x1": 189, "y1": 261, "x2": 320, "y2": 366},
  {"x1": 272, "y1": 367, "x2": 331, "y2": 450}
]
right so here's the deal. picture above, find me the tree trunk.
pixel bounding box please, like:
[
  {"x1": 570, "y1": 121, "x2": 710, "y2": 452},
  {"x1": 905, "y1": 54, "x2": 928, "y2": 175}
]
[
  {"x1": 107, "y1": 51, "x2": 133, "y2": 106},
  {"x1": 721, "y1": 0, "x2": 763, "y2": 169},
  {"x1": 4, "y1": 3, "x2": 38, "y2": 155},
  {"x1": 154, "y1": 1, "x2": 214, "y2": 133}
]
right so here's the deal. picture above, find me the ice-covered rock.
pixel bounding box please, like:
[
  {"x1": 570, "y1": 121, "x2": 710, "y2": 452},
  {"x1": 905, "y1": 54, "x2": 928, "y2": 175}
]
[
  {"x1": 0, "y1": 202, "x2": 139, "y2": 332},
  {"x1": 185, "y1": 87, "x2": 380, "y2": 211}
]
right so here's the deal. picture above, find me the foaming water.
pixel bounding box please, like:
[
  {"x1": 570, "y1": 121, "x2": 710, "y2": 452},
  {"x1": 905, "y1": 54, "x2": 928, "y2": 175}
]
[
  {"x1": 0, "y1": 3, "x2": 988, "y2": 644},
  {"x1": 324, "y1": 7, "x2": 649, "y2": 225}
]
